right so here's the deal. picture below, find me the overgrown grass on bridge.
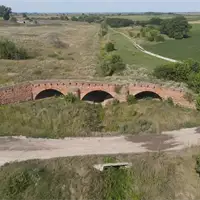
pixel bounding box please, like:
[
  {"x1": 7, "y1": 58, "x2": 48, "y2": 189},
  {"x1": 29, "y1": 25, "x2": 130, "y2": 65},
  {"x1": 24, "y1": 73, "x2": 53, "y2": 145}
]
[{"x1": 0, "y1": 97, "x2": 200, "y2": 138}]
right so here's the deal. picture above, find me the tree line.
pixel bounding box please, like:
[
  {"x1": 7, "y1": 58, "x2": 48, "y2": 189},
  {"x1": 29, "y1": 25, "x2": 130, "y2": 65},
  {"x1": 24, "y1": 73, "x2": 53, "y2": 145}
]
[
  {"x1": 0, "y1": 5, "x2": 12, "y2": 20},
  {"x1": 106, "y1": 16, "x2": 192, "y2": 40}
]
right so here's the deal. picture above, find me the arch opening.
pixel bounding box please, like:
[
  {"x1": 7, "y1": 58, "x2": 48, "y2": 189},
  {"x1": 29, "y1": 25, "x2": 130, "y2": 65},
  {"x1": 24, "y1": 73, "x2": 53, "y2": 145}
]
[
  {"x1": 35, "y1": 89, "x2": 64, "y2": 100},
  {"x1": 82, "y1": 90, "x2": 114, "y2": 103},
  {"x1": 135, "y1": 91, "x2": 162, "y2": 100}
]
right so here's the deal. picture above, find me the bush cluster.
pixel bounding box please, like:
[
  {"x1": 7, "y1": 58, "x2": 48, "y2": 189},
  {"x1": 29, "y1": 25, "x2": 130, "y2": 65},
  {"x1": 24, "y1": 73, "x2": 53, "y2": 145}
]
[
  {"x1": 140, "y1": 27, "x2": 165, "y2": 42},
  {"x1": 106, "y1": 18, "x2": 134, "y2": 28},
  {"x1": 160, "y1": 16, "x2": 192, "y2": 39},
  {"x1": 0, "y1": 39, "x2": 29, "y2": 60},
  {"x1": 153, "y1": 59, "x2": 200, "y2": 109},
  {"x1": 71, "y1": 14, "x2": 102, "y2": 23},
  {"x1": 99, "y1": 54, "x2": 125, "y2": 76},
  {"x1": 105, "y1": 42, "x2": 115, "y2": 52}
]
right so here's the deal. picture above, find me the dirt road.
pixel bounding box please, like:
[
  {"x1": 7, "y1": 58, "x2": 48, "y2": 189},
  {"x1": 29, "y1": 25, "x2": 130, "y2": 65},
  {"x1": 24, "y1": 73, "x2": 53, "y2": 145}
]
[{"x1": 0, "y1": 127, "x2": 200, "y2": 166}]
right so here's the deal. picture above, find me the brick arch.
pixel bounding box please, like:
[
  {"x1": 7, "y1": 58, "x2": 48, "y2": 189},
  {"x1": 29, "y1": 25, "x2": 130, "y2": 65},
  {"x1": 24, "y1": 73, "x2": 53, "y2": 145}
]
[
  {"x1": 35, "y1": 89, "x2": 64, "y2": 100},
  {"x1": 81, "y1": 90, "x2": 115, "y2": 103},
  {"x1": 32, "y1": 82, "x2": 68, "y2": 100},
  {"x1": 134, "y1": 90, "x2": 162, "y2": 100}
]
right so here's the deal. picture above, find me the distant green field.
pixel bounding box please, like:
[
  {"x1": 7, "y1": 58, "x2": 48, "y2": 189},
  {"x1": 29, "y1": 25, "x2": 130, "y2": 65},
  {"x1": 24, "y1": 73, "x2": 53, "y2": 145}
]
[
  {"x1": 109, "y1": 30, "x2": 168, "y2": 70},
  {"x1": 143, "y1": 24, "x2": 200, "y2": 62},
  {"x1": 107, "y1": 14, "x2": 200, "y2": 21}
]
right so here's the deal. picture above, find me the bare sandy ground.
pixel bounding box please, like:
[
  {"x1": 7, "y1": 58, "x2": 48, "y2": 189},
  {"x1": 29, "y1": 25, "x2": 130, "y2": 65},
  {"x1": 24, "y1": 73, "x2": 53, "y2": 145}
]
[{"x1": 0, "y1": 127, "x2": 200, "y2": 166}]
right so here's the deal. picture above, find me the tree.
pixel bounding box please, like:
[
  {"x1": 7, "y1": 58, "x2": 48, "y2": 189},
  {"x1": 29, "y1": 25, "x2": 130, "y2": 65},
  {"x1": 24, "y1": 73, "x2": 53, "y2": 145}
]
[
  {"x1": 148, "y1": 17, "x2": 163, "y2": 25},
  {"x1": 0, "y1": 5, "x2": 12, "y2": 20},
  {"x1": 105, "y1": 42, "x2": 115, "y2": 52},
  {"x1": 22, "y1": 13, "x2": 27, "y2": 18},
  {"x1": 160, "y1": 16, "x2": 192, "y2": 39},
  {"x1": 99, "y1": 54, "x2": 125, "y2": 76}
]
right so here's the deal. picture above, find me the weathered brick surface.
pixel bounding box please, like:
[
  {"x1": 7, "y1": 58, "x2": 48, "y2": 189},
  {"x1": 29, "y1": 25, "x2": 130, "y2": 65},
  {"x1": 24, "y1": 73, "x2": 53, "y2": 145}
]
[
  {"x1": 0, "y1": 82, "x2": 32, "y2": 105},
  {"x1": 0, "y1": 79, "x2": 194, "y2": 108}
]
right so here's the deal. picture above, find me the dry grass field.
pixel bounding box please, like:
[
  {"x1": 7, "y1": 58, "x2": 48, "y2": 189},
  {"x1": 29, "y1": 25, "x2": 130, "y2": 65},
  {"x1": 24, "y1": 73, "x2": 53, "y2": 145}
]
[{"x1": 0, "y1": 21, "x2": 99, "y2": 85}]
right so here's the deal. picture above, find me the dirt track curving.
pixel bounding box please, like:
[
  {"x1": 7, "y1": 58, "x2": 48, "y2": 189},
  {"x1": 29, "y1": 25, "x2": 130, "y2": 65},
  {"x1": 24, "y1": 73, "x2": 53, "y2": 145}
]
[
  {"x1": 111, "y1": 28, "x2": 181, "y2": 63},
  {"x1": 0, "y1": 127, "x2": 200, "y2": 166}
]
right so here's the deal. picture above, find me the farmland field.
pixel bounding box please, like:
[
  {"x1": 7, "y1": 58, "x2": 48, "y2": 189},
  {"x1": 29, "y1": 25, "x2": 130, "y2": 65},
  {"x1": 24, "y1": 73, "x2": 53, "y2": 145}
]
[{"x1": 143, "y1": 24, "x2": 200, "y2": 62}]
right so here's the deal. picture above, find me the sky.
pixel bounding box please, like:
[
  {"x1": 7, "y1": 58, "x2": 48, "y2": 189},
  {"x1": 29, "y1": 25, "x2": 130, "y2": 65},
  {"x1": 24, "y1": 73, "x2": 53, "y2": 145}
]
[{"x1": 0, "y1": 0, "x2": 200, "y2": 13}]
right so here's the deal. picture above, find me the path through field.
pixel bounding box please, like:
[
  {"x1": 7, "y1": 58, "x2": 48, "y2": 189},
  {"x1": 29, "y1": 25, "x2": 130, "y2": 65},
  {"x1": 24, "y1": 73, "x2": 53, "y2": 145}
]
[
  {"x1": 0, "y1": 127, "x2": 200, "y2": 166},
  {"x1": 111, "y1": 28, "x2": 181, "y2": 63}
]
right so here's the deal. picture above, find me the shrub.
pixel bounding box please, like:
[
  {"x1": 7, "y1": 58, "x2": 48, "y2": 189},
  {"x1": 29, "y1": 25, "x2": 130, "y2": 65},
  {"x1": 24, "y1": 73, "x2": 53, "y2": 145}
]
[
  {"x1": 105, "y1": 42, "x2": 115, "y2": 52},
  {"x1": 147, "y1": 35, "x2": 154, "y2": 42},
  {"x1": 0, "y1": 39, "x2": 29, "y2": 60},
  {"x1": 128, "y1": 31, "x2": 134, "y2": 37},
  {"x1": 183, "y1": 92, "x2": 194, "y2": 103},
  {"x1": 165, "y1": 97, "x2": 174, "y2": 106},
  {"x1": 64, "y1": 93, "x2": 79, "y2": 103},
  {"x1": 99, "y1": 54, "x2": 125, "y2": 76},
  {"x1": 127, "y1": 95, "x2": 137, "y2": 105},
  {"x1": 195, "y1": 96, "x2": 200, "y2": 111},
  {"x1": 155, "y1": 34, "x2": 165, "y2": 42}
]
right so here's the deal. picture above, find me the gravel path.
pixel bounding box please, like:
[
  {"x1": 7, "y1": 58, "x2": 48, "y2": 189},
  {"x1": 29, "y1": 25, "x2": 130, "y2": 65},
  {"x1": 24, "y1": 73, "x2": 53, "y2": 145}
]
[{"x1": 0, "y1": 128, "x2": 200, "y2": 166}]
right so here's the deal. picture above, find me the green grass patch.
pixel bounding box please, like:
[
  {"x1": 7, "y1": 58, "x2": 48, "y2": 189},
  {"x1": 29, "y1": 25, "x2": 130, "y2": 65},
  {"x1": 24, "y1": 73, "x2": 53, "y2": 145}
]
[
  {"x1": 144, "y1": 24, "x2": 200, "y2": 61},
  {"x1": 109, "y1": 30, "x2": 169, "y2": 70}
]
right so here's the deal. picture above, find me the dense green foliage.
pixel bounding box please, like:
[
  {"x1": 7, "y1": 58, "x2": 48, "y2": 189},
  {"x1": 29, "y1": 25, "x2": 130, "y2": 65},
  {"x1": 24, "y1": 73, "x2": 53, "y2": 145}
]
[
  {"x1": 140, "y1": 27, "x2": 165, "y2": 42},
  {"x1": 196, "y1": 96, "x2": 200, "y2": 111},
  {"x1": 0, "y1": 5, "x2": 12, "y2": 20},
  {"x1": 71, "y1": 14, "x2": 102, "y2": 23},
  {"x1": 106, "y1": 18, "x2": 134, "y2": 27},
  {"x1": 0, "y1": 39, "x2": 29, "y2": 60},
  {"x1": 148, "y1": 17, "x2": 164, "y2": 25},
  {"x1": 99, "y1": 54, "x2": 126, "y2": 76},
  {"x1": 127, "y1": 95, "x2": 137, "y2": 105},
  {"x1": 160, "y1": 16, "x2": 192, "y2": 39},
  {"x1": 105, "y1": 42, "x2": 115, "y2": 52},
  {"x1": 153, "y1": 59, "x2": 200, "y2": 93}
]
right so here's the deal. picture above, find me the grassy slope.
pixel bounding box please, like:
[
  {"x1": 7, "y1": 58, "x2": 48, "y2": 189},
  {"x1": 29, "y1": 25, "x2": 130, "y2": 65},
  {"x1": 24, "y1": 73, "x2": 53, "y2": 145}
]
[
  {"x1": 144, "y1": 24, "x2": 200, "y2": 62},
  {"x1": 109, "y1": 30, "x2": 168, "y2": 70},
  {"x1": 0, "y1": 149, "x2": 200, "y2": 200},
  {"x1": 0, "y1": 97, "x2": 200, "y2": 138}
]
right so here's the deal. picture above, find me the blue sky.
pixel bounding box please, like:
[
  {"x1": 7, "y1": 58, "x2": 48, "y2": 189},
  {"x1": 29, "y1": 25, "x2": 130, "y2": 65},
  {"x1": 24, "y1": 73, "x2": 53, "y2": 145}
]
[{"x1": 0, "y1": 0, "x2": 200, "y2": 13}]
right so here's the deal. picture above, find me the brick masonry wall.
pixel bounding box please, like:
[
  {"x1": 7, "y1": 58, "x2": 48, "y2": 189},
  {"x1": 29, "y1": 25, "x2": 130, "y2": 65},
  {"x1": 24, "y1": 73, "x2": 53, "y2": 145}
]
[
  {"x1": 0, "y1": 82, "x2": 32, "y2": 105},
  {"x1": 0, "y1": 80, "x2": 194, "y2": 108}
]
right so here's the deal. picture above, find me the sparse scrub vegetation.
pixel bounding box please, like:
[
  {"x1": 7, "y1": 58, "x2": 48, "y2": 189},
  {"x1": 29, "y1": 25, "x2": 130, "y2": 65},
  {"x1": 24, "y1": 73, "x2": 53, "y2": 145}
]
[
  {"x1": 1, "y1": 150, "x2": 200, "y2": 200},
  {"x1": 0, "y1": 98, "x2": 199, "y2": 138},
  {"x1": 127, "y1": 94, "x2": 137, "y2": 104},
  {"x1": 0, "y1": 39, "x2": 29, "y2": 60}
]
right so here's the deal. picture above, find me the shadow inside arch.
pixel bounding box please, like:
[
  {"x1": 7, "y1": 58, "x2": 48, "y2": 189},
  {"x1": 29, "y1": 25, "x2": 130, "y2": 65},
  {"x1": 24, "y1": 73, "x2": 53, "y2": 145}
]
[
  {"x1": 35, "y1": 89, "x2": 64, "y2": 100},
  {"x1": 82, "y1": 90, "x2": 114, "y2": 103}
]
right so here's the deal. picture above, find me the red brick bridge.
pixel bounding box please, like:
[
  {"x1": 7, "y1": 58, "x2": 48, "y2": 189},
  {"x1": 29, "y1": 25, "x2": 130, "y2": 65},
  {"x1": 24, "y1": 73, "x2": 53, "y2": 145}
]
[{"x1": 0, "y1": 79, "x2": 192, "y2": 107}]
